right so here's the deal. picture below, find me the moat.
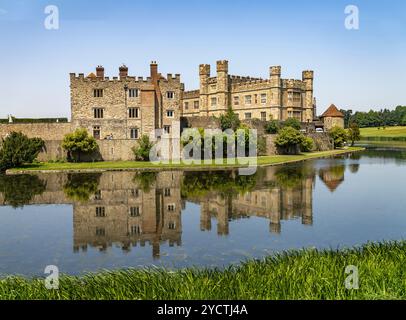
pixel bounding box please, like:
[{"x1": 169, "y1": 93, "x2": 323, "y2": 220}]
[{"x1": 0, "y1": 145, "x2": 405, "y2": 277}]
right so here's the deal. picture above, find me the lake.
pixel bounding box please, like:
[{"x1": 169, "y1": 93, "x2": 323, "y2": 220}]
[{"x1": 0, "y1": 146, "x2": 405, "y2": 277}]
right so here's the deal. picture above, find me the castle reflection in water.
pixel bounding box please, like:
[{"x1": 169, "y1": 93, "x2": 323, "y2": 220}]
[{"x1": 0, "y1": 161, "x2": 347, "y2": 258}]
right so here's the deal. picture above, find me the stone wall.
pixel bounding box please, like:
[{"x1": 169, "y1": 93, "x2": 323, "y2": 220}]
[{"x1": 0, "y1": 123, "x2": 72, "y2": 140}]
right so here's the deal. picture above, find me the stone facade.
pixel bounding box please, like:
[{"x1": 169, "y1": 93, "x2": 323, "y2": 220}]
[
  {"x1": 182, "y1": 60, "x2": 316, "y2": 122},
  {"x1": 320, "y1": 104, "x2": 345, "y2": 130}
]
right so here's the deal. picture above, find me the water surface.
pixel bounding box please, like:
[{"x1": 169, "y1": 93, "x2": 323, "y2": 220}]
[{"x1": 0, "y1": 146, "x2": 405, "y2": 276}]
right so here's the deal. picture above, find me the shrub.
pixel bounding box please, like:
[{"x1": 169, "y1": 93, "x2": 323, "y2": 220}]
[
  {"x1": 219, "y1": 108, "x2": 240, "y2": 131},
  {"x1": 62, "y1": 128, "x2": 98, "y2": 162},
  {"x1": 282, "y1": 117, "x2": 301, "y2": 130},
  {"x1": 274, "y1": 127, "x2": 305, "y2": 155},
  {"x1": 0, "y1": 132, "x2": 45, "y2": 172},
  {"x1": 265, "y1": 120, "x2": 280, "y2": 134},
  {"x1": 301, "y1": 137, "x2": 314, "y2": 152},
  {"x1": 132, "y1": 135, "x2": 155, "y2": 161},
  {"x1": 329, "y1": 126, "x2": 348, "y2": 148}
]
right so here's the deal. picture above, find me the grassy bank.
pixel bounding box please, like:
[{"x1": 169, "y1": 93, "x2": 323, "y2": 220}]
[
  {"x1": 360, "y1": 126, "x2": 406, "y2": 141},
  {"x1": 0, "y1": 241, "x2": 405, "y2": 300},
  {"x1": 8, "y1": 147, "x2": 364, "y2": 173}
]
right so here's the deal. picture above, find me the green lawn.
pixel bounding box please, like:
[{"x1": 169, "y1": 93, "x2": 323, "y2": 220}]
[
  {"x1": 1, "y1": 241, "x2": 405, "y2": 300},
  {"x1": 9, "y1": 147, "x2": 364, "y2": 173},
  {"x1": 360, "y1": 126, "x2": 406, "y2": 140}
]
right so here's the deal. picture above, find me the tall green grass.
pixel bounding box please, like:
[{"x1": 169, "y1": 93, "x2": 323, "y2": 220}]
[{"x1": 0, "y1": 241, "x2": 405, "y2": 300}]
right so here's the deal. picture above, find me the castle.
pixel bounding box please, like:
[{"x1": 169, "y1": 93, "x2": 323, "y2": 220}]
[{"x1": 0, "y1": 60, "x2": 342, "y2": 161}]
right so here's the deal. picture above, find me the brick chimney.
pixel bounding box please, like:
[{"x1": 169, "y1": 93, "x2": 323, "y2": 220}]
[
  {"x1": 119, "y1": 64, "x2": 128, "y2": 78},
  {"x1": 96, "y1": 65, "x2": 104, "y2": 79},
  {"x1": 150, "y1": 61, "x2": 158, "y2": 82}
]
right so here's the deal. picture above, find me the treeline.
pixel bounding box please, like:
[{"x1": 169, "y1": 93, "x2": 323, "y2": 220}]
[{"x1": 340, "y1": 106, "x2": 406, "y2": 128}]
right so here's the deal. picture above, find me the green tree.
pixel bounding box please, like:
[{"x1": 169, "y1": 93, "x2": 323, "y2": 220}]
[
  {"x1": 329, "y1": 126, "x2": 348, "y2": 148},
  {"x1": 301, "y1": 137, "x2": 314, "y2": 152},
  {"x1": 63, "y1": 173, "x2": 101, "y2": 203},
  {"x1": 62, "y1": 128, "x2": 98, "y2": 162},
  {"x1": 274, "y1": 127, "x2": 305, "y2": 155},
  {"x1": 347, "y1": 122, "x2": 361, "y2": 146},
  {"x1": 219, "y1": 108, "x2": 240, "y2": 131},
  {"x1": 282, "y1": 118, "x2": 301, "y2": 130},
  {"x1": 132, "y1": 135, "x2": 155, "y2": 161},
  {"x1": 0, "y1": 132, "x2": 45, "y2": 172},
  {"x1": 265, "y1": 120, "x2": 280, "y2": 134}
]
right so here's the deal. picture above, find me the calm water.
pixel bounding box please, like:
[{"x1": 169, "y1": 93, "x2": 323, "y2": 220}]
[{"x1": 0, "y1": 146, "x2": 405, "y2": 277}]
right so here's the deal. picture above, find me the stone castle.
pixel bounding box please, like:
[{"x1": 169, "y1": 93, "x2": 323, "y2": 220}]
[{"x1": 0, "y1": 60, "x2": 343, "y2": 161}]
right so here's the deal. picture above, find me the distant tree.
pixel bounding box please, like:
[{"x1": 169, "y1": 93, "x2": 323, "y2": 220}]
[
  {"x1": 282, "y1": 118, "x2": 301, "y2": 130},
  {"x1": 0, "y1": 132, "x2": 44, "y2": 172},
  {"x1": 274, "y1": 127, "x2": 305, "y2": 155},
  {"x1": 340, "y1": 109, "x2": 353, "y2": 128},
  {"x1": 347, "y1": 122, "x2": 361, "y2": 146},
  {"x1": 219, "y1": 108, "x2": 240, "y2": 131},
  {"x1": 132, "y1": 135, "x2": 155, "y2": 161},
  {"x1": 62, "y1": 128, "x2": 98, "y2": 162},
  {"x1": 265, "y1": 120, "x2": 280, "y2": 134},
  {"x1": 329, "y1": 126, "x2": 348, "y2": 148}
]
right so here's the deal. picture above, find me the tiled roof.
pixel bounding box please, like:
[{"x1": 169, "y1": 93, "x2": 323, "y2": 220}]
[{"x1": 321, "y1": 104, "x2": 344, "y2": 118}]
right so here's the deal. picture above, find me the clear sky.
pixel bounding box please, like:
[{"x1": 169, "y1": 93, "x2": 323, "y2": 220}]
[{"x1": 0, "y1": 0, "x2": 405, "y2": 118}]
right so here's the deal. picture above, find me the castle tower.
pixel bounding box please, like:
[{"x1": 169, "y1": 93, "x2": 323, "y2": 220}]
[
  {"x1": 199, "y1": 64, "x2": 210, "y2": 116},
  {"x1": 96, "y1": 65, "x2": 104, "y2": 79},
  {"x1": 216, "y1": 60, "x2": 229, "y2": 112},
  {"x1": 302, "y1": 70, "x2": 314, "y2": 122},
  {"x1": 270, "y1": 66, "x2": 282, "y2": 120}
]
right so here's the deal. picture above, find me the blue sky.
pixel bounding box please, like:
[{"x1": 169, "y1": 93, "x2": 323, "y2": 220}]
[{"x1": 0, "y1": 0, "x2": 405, "y2": 118}]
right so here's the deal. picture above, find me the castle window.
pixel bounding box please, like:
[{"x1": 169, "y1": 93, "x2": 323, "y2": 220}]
[
  {"x1": 164, "y1": 188, "x2": 171, "y2": 197},
  {"x1": 129, "y1": 88, "x2": 139, "y2": 98},
  {"x1": 130, "y1": 128, "x2": 139, "y2": 139},
  {"x1": 95, "y1": 227, "x2": 105, "y2": 236},
  {"x1": 166, "y1": 110, "x2": 174, "y2": 118},
  {"x1": 245, "y1": 95, "x2": 252, "y2": 105},
  {"x1": 128, "y1": 107, "x2": 139, "y2": 118},
  {"x1": 261, "y1": 112, "x2": 266, "y2": 121},
  {"x1": 94, "y1": 89, "x2": 103, "y2": 98},
  {"x1": 245, "y1": 112, "x2": 252, "y2": 120},
  {"x1": 261, "y1": 93, "x2": 267, "y2": 104},
  {"x1": 94, "y1": 108, "x2": 104, "y2": 119},
  {"x1": 254, "y1": 94, "x2": 258, "y2": 104},
  {"x1": 167, "y1": 204, "x2": 175, "y2": 212},
  {"x1": 131, "y1": 189, "x2": 140, "y2": 198},
  {"x1": 167, "y1": 91, "x2": 175, "y2": 99},
  {"x1": 95, "y1": 207, "x2": 106, "y2": 217},
  {"x1": 168, "y1": 222, "x2": 176, "y2": 230},
  {"x1": 211, "y1": 97, "x2": 217, "y2": 106},
  {"x1": 129, "y1": 206, "x2": 140, "y2": 217},
  {"x1": 164, "y1": 125, "x2": 171, "y2": 134},
  {"x1": 194, "y1": 101, "x2": 199, "y2": 109},
  {"x1": 94, "y1": 190, "x2": 102, "y2": 201},
  {"x1": 233, "y1": 96, "x2": 239, "y2": 106},
  {"x1": 184, "y1": 102, "x2": 189, "y2": 110},
  {"x1": 93, "y1": 126, "x2": 101, "y2": 139},
  {"x1": 131, "y1": 225, "x2": 141, "y2": 235}
]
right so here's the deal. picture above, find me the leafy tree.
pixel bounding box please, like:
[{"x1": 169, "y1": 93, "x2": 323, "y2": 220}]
[
  {"x1": 0, "y1": 132, "x2": 45, "y2": 172},
  {"x1": 347, "y1": 122, "x2": 361, "y2": 146},
  {"x1": 301, "y1": 137, "x2": 314, "y2": 152},
  {"x1": 132, "y1": 135, "x2": 155, "y2": 161},
  {"x1": 265, "y1": 120, "x2": 280, "y2": 134},
  {"x1": 63, "y1": 173, "x2": 101, "y2": 203},
  {"x1": 62, "y1": 128, "x2": 98, "y2": 162},
  {"x1": 219, "y1": 108, "x2": 240, "y2": 131},
  {"x1": 132, "y1": 171, "x2": 157, "y2": 192},
  {"x1": 274, "y1": 127, "x2": 305, "y2": 155},
  {"x1": 0, "y1": 174, "x2": 46, "y2": 208},
  {"x1": 329, "y1": 126, "x2": 348, "y2": 148},
  {"x1": 340, "y1": 109, "x2": 353, "y2": 128},
  {"x1": 282, "y1": 118, "x2": 301, "y2": 130}
]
